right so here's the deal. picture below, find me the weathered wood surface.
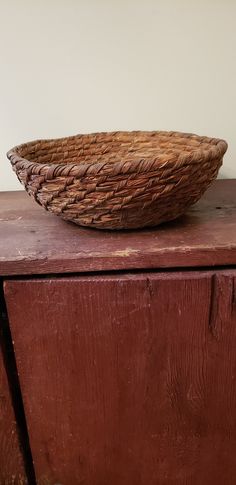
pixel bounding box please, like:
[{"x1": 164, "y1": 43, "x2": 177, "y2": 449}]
[
  {"x1": 5, "y1": 270, "x2": 236, "y2": 484},
  {"x1": 0, "y1": 180, "x2": 236, "y2": 276},
  {"x1": 0, "y1": 299, "x2": 27, "y2": 484}
]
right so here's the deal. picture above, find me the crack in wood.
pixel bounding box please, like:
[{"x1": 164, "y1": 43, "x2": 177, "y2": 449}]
[{"x1": 208, "y1": 273, "x2": 218, "y2": 338}]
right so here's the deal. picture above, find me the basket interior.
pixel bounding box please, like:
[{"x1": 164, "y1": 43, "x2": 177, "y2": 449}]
[{"x1": 15, "y1": 131, "x2": 220, "y2": 167}]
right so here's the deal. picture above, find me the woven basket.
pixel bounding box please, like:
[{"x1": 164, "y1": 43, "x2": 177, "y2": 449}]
[{"x1": 7, "y1": 131, "x2": 228, "y2": 230}]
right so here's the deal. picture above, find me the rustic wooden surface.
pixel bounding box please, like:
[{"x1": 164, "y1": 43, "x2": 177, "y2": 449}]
[
  {"x1": 5, "y1": 270, "x2": 236, "y2": 484},
  {"x1": 0, "y1": 299, "x2": 27, "y2": 484},
  {"x1": 0, "y1": 180, "x2": 236, "y2": 276}
]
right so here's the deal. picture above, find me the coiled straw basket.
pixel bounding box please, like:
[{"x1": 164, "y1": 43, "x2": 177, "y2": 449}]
[{"x1": 7, "y1": 131, "x2": 228, "y2": 230}]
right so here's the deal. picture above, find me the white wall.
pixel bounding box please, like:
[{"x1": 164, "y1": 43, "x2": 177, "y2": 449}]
[{"x1": 0, "y1": 0, "x2": 235, "y2": 191}]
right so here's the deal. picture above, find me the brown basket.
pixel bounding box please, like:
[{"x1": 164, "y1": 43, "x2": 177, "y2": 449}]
[{"x1": 7, "y1": 131, "x2": 228, "y2": 230}]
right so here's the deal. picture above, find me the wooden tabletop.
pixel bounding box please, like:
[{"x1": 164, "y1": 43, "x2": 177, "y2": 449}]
[{"x1": 0, "y1": 180, "x2": 236, "y2": 276}]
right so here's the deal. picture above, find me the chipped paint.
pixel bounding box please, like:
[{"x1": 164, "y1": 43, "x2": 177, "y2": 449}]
[{"x1": 111, "y1": 248, "x2": 140, "y2": 257}]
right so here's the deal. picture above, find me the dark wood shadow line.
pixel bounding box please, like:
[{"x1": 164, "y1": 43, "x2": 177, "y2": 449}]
[{"x1": 0, "y1": 281, "x2": 36, "y2": 485}]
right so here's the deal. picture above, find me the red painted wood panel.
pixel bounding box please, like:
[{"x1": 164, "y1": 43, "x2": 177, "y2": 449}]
[
  {"x1": 4, "y1": 271, "x2": 236, "y2": 484},
  {"x1": 0, "y1": 303, "x2": 27, "y2": 484},
  {"x1": 1, "y1": 180, "x2": 236, "y2": 276}
]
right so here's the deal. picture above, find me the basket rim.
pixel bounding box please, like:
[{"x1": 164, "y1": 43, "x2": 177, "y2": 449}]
[{"x1": 7, "y1": 130, "x2": 228, "y2": 179}]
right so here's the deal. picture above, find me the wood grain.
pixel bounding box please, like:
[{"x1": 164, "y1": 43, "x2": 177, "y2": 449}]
[
  {"x1": 0, "y1": 297, "x2": 27, "y2": 484},
  {"x1": 4, "y1": 270, "x2": 236, "y2": 484},
  {"x1": 0, "y1": 180, "x2": 236, "y2": 276}
]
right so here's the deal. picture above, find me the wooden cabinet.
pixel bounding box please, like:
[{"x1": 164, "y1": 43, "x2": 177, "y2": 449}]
[
  {"x1": 1, "y1": 180, "x2": 236, "y2": 484},
  {"x1": 4, "y1": 272, "x2": 236, "y2": 485}
]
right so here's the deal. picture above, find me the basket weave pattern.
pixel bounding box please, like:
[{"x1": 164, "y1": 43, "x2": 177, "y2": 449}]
[{"x1": 7, "y1": 131, "x2": 228, "y2": 229}]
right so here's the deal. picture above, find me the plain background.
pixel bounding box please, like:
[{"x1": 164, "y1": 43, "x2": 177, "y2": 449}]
[{"x1": 0, "y1": 0, "x2": 235, "y2": 191}]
